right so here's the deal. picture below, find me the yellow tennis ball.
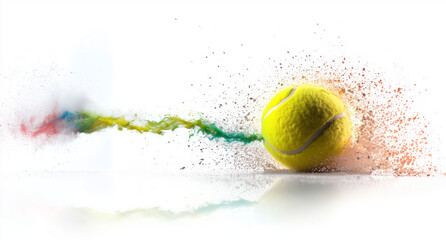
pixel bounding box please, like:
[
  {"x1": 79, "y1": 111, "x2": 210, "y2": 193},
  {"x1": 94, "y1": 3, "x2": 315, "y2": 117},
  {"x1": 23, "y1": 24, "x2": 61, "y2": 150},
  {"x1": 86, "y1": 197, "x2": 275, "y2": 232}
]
[{"x1": 262, "y1": 84, "x2": 352, "y2": 171}]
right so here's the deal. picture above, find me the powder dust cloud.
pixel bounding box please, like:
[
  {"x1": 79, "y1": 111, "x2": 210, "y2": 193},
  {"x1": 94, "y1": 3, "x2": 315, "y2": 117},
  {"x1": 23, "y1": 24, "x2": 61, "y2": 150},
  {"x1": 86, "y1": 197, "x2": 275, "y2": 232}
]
[
  {"x1": 16, "y1": 52, "x2": 442, "y2": 176},
  {"x1": 4, "y1": 15, "x2": 442, "y2": 176},
  {"x1": 256, "y1": 54, "x2": 440, "y2": 176},
  {"x1": 2, "y1": 2, "x2": 446, "y2": 240}
]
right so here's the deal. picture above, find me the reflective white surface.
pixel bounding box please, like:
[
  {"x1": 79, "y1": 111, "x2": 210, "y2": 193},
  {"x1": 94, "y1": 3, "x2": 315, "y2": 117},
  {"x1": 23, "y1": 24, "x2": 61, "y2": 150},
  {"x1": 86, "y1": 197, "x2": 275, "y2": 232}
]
[{"x1": 1, "y1": 172, "x2": 445, "y2": 239}]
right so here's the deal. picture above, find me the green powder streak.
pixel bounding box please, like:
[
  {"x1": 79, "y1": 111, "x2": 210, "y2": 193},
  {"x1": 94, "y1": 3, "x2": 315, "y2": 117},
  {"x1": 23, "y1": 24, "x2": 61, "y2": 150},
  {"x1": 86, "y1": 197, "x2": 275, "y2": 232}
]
[{"x1": 70, "y1": 111, "x2": 263, "y2": 144}]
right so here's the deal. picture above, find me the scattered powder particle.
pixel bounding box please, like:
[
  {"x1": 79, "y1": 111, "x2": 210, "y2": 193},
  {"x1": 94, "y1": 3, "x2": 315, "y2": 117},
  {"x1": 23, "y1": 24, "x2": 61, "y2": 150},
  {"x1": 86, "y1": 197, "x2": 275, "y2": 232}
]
[
  {"x1": 264, "y1": 54, "x2": 439, "y2": 176},
  {"x1": 18, "y1": 52, "x2": 441, "y2": 176}
]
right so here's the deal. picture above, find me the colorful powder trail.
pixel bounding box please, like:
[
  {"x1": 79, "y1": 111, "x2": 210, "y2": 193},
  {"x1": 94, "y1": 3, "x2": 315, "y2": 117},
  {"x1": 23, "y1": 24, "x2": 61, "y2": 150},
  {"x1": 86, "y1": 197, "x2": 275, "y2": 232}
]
[
  {"x1": 20, "y1": 111, "x2": 264, "y2": 144},
  {"x1": 19, "y1": 55, "x2": 441, "y2": 176}
]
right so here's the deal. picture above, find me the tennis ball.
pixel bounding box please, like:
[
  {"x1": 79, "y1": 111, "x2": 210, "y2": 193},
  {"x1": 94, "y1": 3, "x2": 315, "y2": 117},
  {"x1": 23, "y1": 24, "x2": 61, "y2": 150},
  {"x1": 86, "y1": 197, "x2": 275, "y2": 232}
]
[{"x1": 262, "y1": 84, "x2": 352, "y2": 171}]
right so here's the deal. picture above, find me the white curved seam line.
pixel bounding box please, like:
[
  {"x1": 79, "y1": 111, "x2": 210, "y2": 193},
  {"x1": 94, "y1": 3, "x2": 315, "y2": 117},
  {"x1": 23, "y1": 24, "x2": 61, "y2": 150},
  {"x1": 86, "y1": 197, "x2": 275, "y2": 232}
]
[
  {"x1": 265, "y1": 112, "x2": 347, "y2": 155},
  {"x1": 263, "y1": 88, "x2": 296, "y2": 122}
]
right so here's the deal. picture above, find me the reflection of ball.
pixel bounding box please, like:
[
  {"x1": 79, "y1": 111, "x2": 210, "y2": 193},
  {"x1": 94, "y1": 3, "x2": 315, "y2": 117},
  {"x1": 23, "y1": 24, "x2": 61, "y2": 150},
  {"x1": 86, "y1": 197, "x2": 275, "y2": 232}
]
[{"x1": 262, "y1": 84, "x2": 352, "y2": 171}]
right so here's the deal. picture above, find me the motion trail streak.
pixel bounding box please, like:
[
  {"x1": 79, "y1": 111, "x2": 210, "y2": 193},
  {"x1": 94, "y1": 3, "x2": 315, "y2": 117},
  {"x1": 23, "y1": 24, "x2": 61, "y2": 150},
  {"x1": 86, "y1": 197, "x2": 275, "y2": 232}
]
[{"x1": 21, "y1": 111, "x2": 264, "y2": 144}]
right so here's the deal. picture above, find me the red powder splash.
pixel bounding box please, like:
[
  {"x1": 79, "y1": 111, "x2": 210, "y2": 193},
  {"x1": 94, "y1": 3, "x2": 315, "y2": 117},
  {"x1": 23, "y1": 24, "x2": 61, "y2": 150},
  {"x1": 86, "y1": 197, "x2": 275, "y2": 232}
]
[
  {"x1": 327, "y1": 76, "x2": 436, "y2": 176},
  {"x1": 21, "y1": 111, "x2": 65, "y2": 138},
  {"x1": 268, "y1": 55, "x2": 439, "y2": 176}
]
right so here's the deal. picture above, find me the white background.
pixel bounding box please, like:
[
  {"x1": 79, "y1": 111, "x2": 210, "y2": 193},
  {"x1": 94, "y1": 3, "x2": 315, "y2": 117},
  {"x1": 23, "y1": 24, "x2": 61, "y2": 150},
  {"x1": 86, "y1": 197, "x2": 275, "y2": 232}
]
[
  {"x1": 1, "y1": 0, "x2": 445, "y2": 172},
  {"x1": 1, "y1": 0, "x2": 446, "y2": 239}
]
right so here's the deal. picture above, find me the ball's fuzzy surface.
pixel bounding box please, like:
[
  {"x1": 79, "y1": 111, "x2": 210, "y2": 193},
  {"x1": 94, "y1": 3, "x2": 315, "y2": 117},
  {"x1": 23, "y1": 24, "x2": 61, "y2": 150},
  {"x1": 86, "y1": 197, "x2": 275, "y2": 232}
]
[{"x1": 262, "y1": 84, "x2": 352, "y2": 171}]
